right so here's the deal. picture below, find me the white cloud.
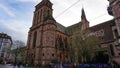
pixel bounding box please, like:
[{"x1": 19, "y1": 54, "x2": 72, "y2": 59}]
[
  {"x1": 0, "y1": 4, "x2": 15, "y2": 17},
  {"x1": 0, "y1": 20, "x2": 29, "y2": 43},
  {"x1": 52, "y1": 0, "x2": 113, "y2": 26}
]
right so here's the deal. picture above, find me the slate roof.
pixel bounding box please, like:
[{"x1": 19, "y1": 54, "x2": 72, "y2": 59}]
[
  {"x1": 65, "y1": 22, "x2": 83, "y2": 35},
  {"x1": 55, "y1": 22, "x2": 66, "y2": 33},
  {"x1": 55, "y1": 21, "x2": 83, "y2": 35},
  {"x1": 89, "y1": 19, "x2": 115, "y2": 41}
]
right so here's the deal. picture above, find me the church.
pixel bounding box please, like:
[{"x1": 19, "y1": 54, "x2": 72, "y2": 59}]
[{"x1": 25, "y1": 0, "x2": 120, "y2": 66}]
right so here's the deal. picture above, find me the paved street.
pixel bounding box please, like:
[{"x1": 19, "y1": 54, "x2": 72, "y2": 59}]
[
  {"x1": 0, "y1": 64, "x2": 50, "y2": 68},
  {"x1": 0, "y1": 64, "x2": 35, "y2": 68}
]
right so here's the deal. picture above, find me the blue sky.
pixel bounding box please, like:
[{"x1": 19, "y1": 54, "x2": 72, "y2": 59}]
[
  {"x1": 0, "y1": 0, "x2": 113, "y2": 44},
  {"x1": 0, "y1": 0, "x2": 36, "y2": 43}
]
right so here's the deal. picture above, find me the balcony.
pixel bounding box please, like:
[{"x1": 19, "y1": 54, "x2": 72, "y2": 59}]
[{"x1": 107, "y1": 6, "x2": 113, "y2": 16}]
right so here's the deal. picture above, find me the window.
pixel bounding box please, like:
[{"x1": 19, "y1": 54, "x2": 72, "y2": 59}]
[
  {"x1": 48, "y1": 10, "x2": 50, "y2": 16},
  {"x1": 33, "y1": 31, "x2": 37, "y2": 48},
  {"x1": 37, "y1": 12, "x2": 39, "y2": 23},
  {"x1": 118, "y1": 53, "x2": 120, "y2": 55},
  {"x1": 1, "y1": 53, "x2": 4, "y2": 57},
  {"x1": 65, "y1": 38, "x2": 68, "y2": 49},
  {"x1": 110, "y1": 44, "x2": 115, "y2": 56},
  {"x1": 114, "y1": 29, "x2": 118, "y2": 38},
  {"x1": 40, "y1": 10, "x2": 42, "y2": 22},
  {"x1": 119, "y1": 53, "x2": 120, "y2": 56},
  {"x1": 52, "y1": 53, "x2": 54, "y2": 57},
  {"x1": 60, "y1": 53, "x2": 62, "y2": 59},
  {"x1": 65, "y1": 55, "x2": 68, "y2": 58},
  {"x1": 43, "y1": 53, "x2": 44, "y2": 56}
]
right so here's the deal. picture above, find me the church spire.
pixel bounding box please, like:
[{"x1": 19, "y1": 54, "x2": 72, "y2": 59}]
[
  {"x1": 81, "y1": 8, "x2": 87, "y2": 20},
  {"x1": 81, "y1": 8, "x2": 89, "y2": 30}
]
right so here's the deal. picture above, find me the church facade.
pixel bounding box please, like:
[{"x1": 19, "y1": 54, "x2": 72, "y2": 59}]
[{"x1": 26, "y1": 0, "x2": 120, "y2": 66}]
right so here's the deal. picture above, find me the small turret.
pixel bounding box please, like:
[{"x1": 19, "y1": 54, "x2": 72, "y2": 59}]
[
  {"x1": 81, "y1": 8, "x2": 89, "y2": 30},
  {"x1": 81, "y1": 8, "x2": 87, "y2": 21}
]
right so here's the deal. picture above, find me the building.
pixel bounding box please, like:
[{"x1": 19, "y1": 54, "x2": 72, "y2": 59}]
[
  {"x1": 107, "y1": 0, "x2": 120, "y2": 64},
  {"x1": 107, "y1": 0, "x2": 120, "y2": 35},
  {"x1": 0, "y1": 33, "x2": 12, "y2": 63},
  {"x1": 26, "y1": 0, "x2": 120, "y2": 66}
]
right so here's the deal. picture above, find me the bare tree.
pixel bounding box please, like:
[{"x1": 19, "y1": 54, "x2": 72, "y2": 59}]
[{"x1": 12, "y1": 40, "x2": 25, "y2": 49}]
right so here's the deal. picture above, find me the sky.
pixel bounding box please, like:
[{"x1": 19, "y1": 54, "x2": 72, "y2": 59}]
[{"x1": 0, "y1": 0, "x2": 113, "y2": 44}]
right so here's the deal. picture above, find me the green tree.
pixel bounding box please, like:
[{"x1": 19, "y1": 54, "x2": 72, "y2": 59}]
[
  {"x1": 11, "y1": 46, "x2": 27, "y2": 64},
  {"x1": 94, "y1": 51, "x2": 109, "y2": 63},
  {"x1": 71, "y1": 30, "x2": 100, "y2": 63},
  {"x1": 11, "y1": 40, "x2": 26, "y2": 64}
]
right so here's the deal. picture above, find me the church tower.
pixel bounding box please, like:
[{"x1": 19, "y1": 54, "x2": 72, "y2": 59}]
[
  {"x1": 32, "y1": 0, "x2": 53, "y2": 26},
  {"x1": 26, "y1": 0, "x2": 57, "y2": 66},
  {"x1": 81, "y1": 8, "x2": 89, "y2": 31}
]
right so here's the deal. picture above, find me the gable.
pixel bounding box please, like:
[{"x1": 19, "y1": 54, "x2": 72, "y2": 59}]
[{"x1": 65, "y1": 22, "x2": 82, "y2": 35}]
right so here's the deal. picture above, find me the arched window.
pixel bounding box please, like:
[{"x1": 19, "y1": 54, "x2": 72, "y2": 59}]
[
  {"x1": 109, "y1": 44, "x2": 114, "y2": 56},
  {"x1": 33, "y1": 31, "x2": 37, "y2": 48},
  {"x1": 40, "y1": 10, "x2": 42, "y2": 22},
  {"x1": 59, "y1": 36, "x2": 63, "y2": 48},
  {"x1": 64, "y1": 38, "x2": 68, "y2": 49},
  {"x1": 48, "y1": 10, "x2": 50, "y2": 16},
  {"x1": 37, "y1": 12, "x2": 39, "y2": 23},
  {"x1": 114, "y1": 29, "x2": 118, "y2": 38}
]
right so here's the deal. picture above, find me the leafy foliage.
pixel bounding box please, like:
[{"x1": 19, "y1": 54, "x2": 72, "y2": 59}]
[
  {"x1": 11, "y1": 46, "x2": 27, "y2": 63},
  {"x1": 71, "y1": 30, "x2": 100, "y2": 63},
  {"x1": 11, "y1": 40, "x2": 26, "y2": 63}
]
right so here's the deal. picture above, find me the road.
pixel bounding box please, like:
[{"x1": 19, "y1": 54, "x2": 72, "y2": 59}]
[
  {"x1": 0, "y1": 64, "x2": 36, "y2": 68},
  {"x1": 0, "y1": 64, "x2": 50, "y2": 68}
]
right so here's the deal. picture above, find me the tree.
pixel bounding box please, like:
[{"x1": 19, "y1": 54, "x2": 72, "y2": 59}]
[
  {"x1": 71, "y1": 30, "x2": 100, "y2": 63},
  {"x1": 11, "y1": 46, "x2": 27, "y2": 64},
  {"x1": 93, "y1": 51, "x2": 109, "y2": 63},
  {"x1": 12, "y1": 40, "x2": 25, "y2": 49},
  {"x1": 11, "y1": 40, "x2": 26, "y2": 64}
]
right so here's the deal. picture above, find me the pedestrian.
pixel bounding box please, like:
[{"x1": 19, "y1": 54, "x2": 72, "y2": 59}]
[
  {"x1": 13, "y1": 62, "x2": 16, "y2": 68},
  {"x1": 60, "y1": 63, "x2": 63, "y2": 68},
  {"x1": 17, "y1": 62, "x2": 21, "y2": 68},
  {"x1": 74, "y1": 63, "x2": 76, "y2": 68},
  {"x1": 49, "y1": 63, "x2": 52, "y2": 68},
  {"x1": 26, "y1": 63, "x2": 28, "y2": 67}
]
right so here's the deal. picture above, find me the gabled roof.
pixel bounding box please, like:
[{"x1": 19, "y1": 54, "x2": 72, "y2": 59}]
[
  {"x1": 65, "y1": 22, "x2": 83, "y2": 35},
  {"x1": 55, "y1": 21, "x2": 83, "y2": 35},
  {"x1": 44, "y1": 15, "x2": 55, "y2": 22},
  {"x1": 55, "y1": 22, "x2": 66, "y2": 33}
]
